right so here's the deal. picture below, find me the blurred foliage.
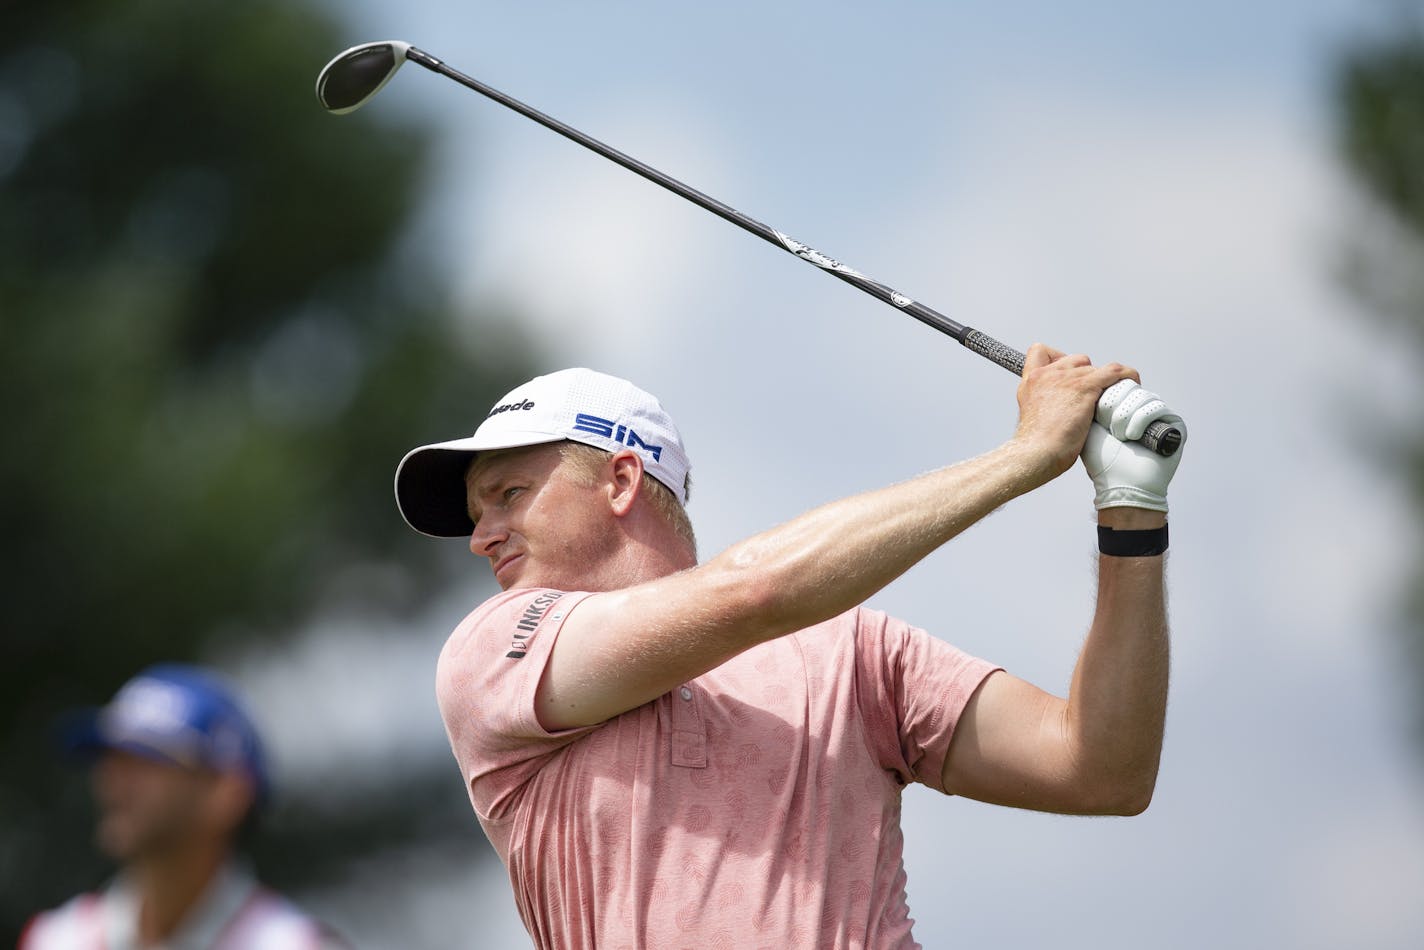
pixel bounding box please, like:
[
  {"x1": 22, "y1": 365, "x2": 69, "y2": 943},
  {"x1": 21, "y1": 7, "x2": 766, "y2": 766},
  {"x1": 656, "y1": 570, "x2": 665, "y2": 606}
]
[
  {"x1": 1335, "y1": 8, "x2": 1424, "y2": 750},
  {"x1": 0, "y1": 0, "x2": 535, "y2": 939}
]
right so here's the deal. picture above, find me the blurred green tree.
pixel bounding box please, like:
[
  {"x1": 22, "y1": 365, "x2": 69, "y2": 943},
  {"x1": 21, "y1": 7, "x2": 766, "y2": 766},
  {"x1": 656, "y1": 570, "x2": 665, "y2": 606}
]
[
  {"x1": 0, "y1": 1, "x2": 534, "y2": 938},
  {"x1": 1335, "y1": 9, "x2": 1424, "y2": 750}
]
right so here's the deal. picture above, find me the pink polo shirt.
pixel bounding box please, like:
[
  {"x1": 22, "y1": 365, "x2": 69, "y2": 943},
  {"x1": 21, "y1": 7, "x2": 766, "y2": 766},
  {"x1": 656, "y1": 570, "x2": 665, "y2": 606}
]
[{"x1": 436, "y1": 588, "x2": 999, "y2": 950}]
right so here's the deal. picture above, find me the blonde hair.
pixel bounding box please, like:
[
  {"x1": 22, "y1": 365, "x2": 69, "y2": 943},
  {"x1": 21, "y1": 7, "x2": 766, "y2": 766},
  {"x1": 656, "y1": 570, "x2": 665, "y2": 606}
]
[{"x1": 558, "y1": 442, "x2": 696, "y2": 555}]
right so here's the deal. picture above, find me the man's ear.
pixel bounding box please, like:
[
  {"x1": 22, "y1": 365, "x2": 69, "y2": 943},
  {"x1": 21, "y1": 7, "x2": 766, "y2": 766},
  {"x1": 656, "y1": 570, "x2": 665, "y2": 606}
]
[{"x1": 606, "y1": 449, "x2": 645, "y2": 517}]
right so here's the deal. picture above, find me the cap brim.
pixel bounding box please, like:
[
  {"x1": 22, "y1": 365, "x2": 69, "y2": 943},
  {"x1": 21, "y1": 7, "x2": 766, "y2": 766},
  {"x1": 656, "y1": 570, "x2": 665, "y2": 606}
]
[
  {"x1": 58, "y1": 709, "x2": 191, "y2": 769},
  {"x1": 394, "y1": 431, "x2": 565, "y2": 539}
]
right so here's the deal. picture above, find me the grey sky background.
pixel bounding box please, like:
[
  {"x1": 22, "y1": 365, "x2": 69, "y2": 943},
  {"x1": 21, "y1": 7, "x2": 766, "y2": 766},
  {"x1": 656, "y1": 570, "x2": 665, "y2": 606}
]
[{"x1": 238, "y1": 2, "x2": 1424, "y2": 946}]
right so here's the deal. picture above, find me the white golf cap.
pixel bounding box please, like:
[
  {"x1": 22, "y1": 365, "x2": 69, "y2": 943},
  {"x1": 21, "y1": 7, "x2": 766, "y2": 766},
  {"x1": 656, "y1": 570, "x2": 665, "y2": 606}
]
[{"x1": 395, "y1": 368, "x2": 692, "y2": 538}]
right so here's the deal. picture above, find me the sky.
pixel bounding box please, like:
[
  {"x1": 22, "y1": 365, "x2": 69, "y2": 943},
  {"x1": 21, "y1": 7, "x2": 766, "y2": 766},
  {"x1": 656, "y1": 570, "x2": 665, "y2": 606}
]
[{"x1": 237, "y1": 2, "x2": 1424, "y2": 946}]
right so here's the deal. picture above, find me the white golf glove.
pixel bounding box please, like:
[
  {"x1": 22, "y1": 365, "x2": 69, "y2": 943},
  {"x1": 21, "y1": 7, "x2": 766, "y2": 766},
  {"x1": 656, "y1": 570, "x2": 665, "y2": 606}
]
[{"x1": 1080, "y1": 379, "x2": 1187, "y2": 512}]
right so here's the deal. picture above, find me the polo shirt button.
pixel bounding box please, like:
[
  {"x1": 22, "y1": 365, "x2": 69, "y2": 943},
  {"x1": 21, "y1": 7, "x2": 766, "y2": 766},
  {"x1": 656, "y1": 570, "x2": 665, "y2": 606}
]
[{"x1": 679, "y1": 686, "x2": 693, "y2": 701}]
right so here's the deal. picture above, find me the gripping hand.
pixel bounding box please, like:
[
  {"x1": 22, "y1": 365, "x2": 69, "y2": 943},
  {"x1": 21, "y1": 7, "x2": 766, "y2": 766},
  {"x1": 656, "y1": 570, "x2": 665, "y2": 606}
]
[{"x1": 1081, "y1": 380, "x2": 1187, "y2": 512}]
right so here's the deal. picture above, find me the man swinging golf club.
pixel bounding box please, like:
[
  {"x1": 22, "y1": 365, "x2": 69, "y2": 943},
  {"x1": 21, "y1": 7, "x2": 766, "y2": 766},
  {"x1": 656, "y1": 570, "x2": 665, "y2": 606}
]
[{"x1": 395, "y1": 344, "x2": 1185, "y2": 948}]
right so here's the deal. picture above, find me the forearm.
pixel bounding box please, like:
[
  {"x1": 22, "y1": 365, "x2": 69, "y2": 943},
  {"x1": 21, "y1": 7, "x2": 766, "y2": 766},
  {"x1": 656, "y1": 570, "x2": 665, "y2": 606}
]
[
  {"x1": 1062, "y1": 507, "x2": 1170, "y2": 812},
  {"x1": 705, "y1": 439, "x2": 1050, "y2": 640}
]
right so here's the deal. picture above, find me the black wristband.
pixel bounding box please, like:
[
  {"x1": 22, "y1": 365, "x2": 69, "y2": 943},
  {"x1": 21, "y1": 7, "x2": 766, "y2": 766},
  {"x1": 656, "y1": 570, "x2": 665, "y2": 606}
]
[{"x1": 1097, "y1": 524, "x2": 1168, "y2": 557}]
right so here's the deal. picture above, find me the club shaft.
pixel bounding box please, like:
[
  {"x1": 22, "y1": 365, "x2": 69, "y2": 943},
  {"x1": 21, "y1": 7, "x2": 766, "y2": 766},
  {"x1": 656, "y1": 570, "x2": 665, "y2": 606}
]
[
  {"x1": 405, "y1": 51, "x2": 986, "y2": 342},
  {"x1": 404, "y1": 47, "x2": 1179, "y2": 456}
]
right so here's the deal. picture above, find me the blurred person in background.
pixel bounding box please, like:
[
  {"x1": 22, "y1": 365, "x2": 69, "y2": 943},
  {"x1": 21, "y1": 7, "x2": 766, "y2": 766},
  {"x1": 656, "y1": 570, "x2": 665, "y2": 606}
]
[{"x1": 20, "y1": 664, "x2": 350, "y2": 950}]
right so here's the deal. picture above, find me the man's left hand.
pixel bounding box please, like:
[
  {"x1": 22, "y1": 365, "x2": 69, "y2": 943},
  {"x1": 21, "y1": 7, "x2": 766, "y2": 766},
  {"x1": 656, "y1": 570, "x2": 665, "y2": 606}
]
[{"x1": 1081, "y1": 380, "x2": 1187, "y2": 512}]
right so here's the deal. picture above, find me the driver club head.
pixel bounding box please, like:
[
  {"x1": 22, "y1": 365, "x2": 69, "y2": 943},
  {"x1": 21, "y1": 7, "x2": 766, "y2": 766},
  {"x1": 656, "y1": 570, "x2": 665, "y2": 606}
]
[{"x1": 316, "y1": 40, "x2": 412, "y2": 114}]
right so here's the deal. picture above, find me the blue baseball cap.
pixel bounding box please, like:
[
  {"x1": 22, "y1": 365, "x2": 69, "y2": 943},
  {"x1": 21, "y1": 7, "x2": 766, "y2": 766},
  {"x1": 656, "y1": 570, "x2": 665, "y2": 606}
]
[{"x1": 65, "y1": 664, "x2": 271, "y2": 806}]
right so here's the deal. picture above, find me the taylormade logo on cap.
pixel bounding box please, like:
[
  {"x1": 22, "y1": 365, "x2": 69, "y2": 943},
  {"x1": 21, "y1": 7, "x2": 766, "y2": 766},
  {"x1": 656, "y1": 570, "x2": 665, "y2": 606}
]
[
  {"x1": 394, "y1": 368, "x2": 692, "y2": 539},
  {"x1": 487, "y1": 399, "x2": 535, "y2": 417},
  {"x1": 467, "y1": 369, "x2": 689, "y2": 494}
]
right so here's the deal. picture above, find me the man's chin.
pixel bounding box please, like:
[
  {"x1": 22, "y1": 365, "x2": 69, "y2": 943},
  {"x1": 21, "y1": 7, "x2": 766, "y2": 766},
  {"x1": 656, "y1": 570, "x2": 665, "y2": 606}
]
[
  {"x1": 95, "y1": 819, "x2": 140, "y2": 862},
  {"x1": 493, "y1": 554, "x2": 526, "y2": 588}
]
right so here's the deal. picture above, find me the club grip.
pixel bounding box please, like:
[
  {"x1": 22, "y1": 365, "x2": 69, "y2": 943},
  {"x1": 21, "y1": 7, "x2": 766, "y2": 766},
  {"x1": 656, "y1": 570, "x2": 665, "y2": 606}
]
[
  {"x1": 962, "y1": 328, "x2": 1026, "y2": 375},
  {"x1": 960, "y1": 329, "x2": 1182, "y2": 458},
  {"x1": 1139, "y1": 420, "x2": 1182, "y2": 456}
]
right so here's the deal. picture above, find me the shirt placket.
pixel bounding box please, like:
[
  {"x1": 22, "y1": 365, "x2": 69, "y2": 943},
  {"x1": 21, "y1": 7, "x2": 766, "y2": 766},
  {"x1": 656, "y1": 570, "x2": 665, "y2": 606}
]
[{"x1": 669, "y1": 682, "x2": 707, "y2": 769}]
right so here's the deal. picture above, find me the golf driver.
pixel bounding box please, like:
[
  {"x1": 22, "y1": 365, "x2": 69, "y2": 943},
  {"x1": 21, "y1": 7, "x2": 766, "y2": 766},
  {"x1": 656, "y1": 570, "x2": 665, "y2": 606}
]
[{"x1": 316, "y1": 41, "x2": 1182, "y2": 457}]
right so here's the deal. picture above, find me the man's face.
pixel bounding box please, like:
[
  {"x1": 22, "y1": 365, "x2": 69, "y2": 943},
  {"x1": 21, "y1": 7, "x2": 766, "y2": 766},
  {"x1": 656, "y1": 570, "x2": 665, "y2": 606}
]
[
  {"x1": 90, "y1": 750, "x2": 221, "y2": 862},
  {"x1": 465, "y1": 443, "x2": 618, "y2": 591}
]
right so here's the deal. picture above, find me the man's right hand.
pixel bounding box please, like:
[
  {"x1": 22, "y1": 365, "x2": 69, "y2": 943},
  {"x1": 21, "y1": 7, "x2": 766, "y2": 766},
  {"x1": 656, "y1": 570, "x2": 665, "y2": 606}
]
[{"x1": 1011, "y1": 344, "x2": 1140, "y2": 487}]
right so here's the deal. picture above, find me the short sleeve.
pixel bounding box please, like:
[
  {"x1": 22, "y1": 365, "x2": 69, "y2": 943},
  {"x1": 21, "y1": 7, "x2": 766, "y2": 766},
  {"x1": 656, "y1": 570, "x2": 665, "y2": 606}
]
[
  {"x1": 18, "y1": 895, "x2": 102, "y2": 950},
  {"x1": 852, "y1": 606, "x2": 1001, "y2": 794},
  {"x1": 436, "y1": 588, "x2": 595, "y2": 821}
]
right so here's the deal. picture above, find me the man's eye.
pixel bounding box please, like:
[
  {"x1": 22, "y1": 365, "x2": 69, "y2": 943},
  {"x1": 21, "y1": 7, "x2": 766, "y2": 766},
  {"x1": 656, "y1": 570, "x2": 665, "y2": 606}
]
[{"x1": 503, "y1": 487, "x2": 523, "y2": 502}]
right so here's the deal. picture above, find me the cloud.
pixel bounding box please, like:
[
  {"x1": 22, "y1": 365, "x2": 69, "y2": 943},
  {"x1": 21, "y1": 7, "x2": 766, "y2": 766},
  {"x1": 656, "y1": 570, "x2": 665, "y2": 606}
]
[
  {"x1": 225, "y1": 591, "x2": 474, "y2": 798},
  {"x1": 851, "y1": 74, "x2": 1424, "y2": 945},
  {"x1": 306, "y1": 841, "x2": 530, "y2": 948},
  {"x1": 1281, "y1": 794, "x2": 1424, "y2": 948},
  {"x1": 450, "y1": 98, "x2": 737, "y2": 364}
]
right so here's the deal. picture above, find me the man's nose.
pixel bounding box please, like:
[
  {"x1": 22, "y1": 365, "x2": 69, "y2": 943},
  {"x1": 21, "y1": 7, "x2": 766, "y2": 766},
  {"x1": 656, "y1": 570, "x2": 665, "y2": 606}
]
[{"x1": 469, "y1": 516, "x2": 507, "y2": 556}]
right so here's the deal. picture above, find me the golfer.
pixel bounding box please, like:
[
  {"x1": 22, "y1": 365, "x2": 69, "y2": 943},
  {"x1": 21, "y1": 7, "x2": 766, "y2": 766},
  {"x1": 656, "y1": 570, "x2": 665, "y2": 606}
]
[{"x1": 395, "y1": 345, "x2": 1184, "y2": 948}]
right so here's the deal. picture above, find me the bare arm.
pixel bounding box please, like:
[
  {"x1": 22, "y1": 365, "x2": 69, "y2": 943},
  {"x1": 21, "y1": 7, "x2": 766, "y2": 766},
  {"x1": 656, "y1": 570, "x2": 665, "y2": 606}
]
[
  {"x1": 539, "y1": 441, "x2": 1047, "y2": 728},
  {"x1": 537, "y1": 346, "x2": 1133, "y2": 730},
  {"x1": 941, "y1": 504, "x2": 1168, "y2": 815}
]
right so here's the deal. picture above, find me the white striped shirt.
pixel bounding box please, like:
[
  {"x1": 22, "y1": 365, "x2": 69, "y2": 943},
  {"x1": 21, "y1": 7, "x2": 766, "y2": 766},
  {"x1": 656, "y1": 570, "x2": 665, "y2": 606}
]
[{"x1": 21, "y1": 862, "x2": 348, "y2": 950}]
